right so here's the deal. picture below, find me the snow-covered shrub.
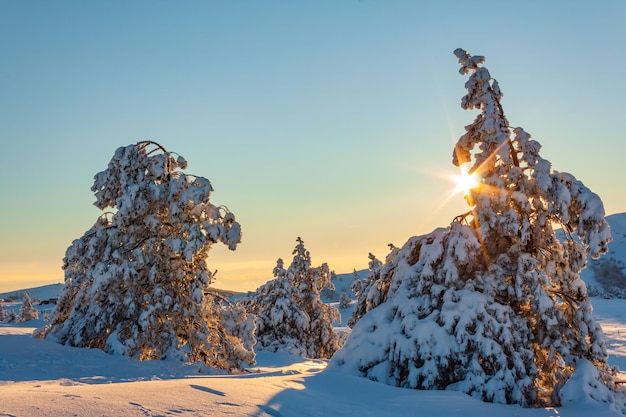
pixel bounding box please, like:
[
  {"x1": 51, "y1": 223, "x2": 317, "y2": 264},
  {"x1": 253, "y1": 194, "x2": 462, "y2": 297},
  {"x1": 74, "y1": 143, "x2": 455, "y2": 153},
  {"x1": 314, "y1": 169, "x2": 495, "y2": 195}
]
[
  {"x1": 36, "y1": 141, "x2": 254, "y2": 370},
  {"x1": 243, "y1": 237, "x2": 341, "y2": 359},
  {"x1": 219, "y1": 295, "x2": 257, "y2": 364},
  {"x1": 338, "y1": 290, "x2": 351, "y2": 309},
  {"x1": 561, "y1": 359, "x2": 626, "y2": 414},
  {"x1": 4, "y1": 308, "x2": 17, "y2": 324},
  {"x1": 19, "y1": 292, "x2": 39, "y2": 322},
  {"x1": 330, "y1": 49, "x2": 618, "y2": 408}
]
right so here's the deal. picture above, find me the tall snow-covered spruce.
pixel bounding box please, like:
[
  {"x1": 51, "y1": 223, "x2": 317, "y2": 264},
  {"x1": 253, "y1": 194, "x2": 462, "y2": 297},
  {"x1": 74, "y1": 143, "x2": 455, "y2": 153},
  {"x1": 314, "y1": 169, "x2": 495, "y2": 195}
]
[
  {"x1": 243, "y1": 237, "x2": 341, "y2": 359},
  {"x1": 328, "y1": 49, "x2": 621, "y2": 408},
  {"x1": 37, "y1": 141, "x2": 254, "y2": 370}
]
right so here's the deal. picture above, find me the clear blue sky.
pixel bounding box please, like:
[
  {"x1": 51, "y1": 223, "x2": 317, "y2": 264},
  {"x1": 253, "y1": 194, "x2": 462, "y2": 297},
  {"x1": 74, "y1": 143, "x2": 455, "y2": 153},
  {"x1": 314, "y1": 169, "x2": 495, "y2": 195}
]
[{"x1": 1, "y1": 1, "x2": 625, "y2": 293}]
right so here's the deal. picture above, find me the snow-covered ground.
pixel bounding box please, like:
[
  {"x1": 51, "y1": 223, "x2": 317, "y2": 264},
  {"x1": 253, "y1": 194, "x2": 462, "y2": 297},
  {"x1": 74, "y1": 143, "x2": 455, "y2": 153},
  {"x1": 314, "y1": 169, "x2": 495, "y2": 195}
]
[{"x1": 1, "y1": 296, "x2": 625, "y2": 416}]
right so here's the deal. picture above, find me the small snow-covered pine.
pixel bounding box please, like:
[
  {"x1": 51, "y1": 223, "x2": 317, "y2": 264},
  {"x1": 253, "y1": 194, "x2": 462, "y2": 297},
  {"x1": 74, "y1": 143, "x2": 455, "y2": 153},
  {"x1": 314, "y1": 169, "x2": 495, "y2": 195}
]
[
  {"x1": 243, "y1": 237, "x2": 341, "y2": 359},
  {"x1": 36, "y1": 141, "x2": 254, "y2": 370},
  {"x1": 347, "y1": 251, "x2": 391, "y2": 328},
  {"x1": 330, "y1": 49, "x2": 618, "y2": 408},
  {"x1": 4, "y1": 309, "x2": 18, "y2": 324},
  {"x1": 19, "y1": 292, "x2": 38, "y2": 322},
  {"x1": 339, "y1": 290, "x2": 351, "y2": 309}
]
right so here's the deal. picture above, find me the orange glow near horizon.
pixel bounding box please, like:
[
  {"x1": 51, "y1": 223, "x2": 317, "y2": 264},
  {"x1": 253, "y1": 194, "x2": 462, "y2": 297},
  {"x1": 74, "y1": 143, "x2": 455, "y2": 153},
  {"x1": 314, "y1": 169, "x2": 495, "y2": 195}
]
[{"x1": 0, "y1": 271, "x2": 64, "y2": 294}]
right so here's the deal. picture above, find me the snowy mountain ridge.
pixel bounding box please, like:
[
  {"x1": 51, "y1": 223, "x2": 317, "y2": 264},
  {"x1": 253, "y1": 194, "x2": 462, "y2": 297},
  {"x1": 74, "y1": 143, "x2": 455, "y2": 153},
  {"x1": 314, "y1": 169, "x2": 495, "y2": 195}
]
[
  {"x1": 0, "y1": 284, "x2": 241, "y2": 303},
  {"x1": 0, "y1": 283, "x2": 63, "y2": 302}
]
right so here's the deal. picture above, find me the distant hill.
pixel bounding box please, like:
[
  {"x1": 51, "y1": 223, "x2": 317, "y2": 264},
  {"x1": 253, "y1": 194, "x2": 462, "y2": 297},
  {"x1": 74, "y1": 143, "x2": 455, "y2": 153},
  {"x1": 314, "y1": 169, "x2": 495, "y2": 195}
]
[
  {"x1": 0, "y1": 283, "x2": 63, "y2": 302},
  {"x1": 0, "y1": 284, "x2": 241, "y2": 304}
]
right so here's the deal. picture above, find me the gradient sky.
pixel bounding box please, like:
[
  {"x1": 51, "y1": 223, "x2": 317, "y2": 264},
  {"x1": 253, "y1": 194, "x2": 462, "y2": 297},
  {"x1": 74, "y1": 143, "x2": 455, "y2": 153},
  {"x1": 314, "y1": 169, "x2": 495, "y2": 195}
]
[{"x1": 1, "y1": 1, "x2": 625, "y2": 293}]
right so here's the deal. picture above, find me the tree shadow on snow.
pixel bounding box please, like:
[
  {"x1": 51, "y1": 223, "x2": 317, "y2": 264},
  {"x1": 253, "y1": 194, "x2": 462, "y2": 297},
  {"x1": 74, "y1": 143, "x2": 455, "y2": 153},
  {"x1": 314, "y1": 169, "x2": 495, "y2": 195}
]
[{"x1": 250, "y1": 369, "x2": 564, "y2": 417}]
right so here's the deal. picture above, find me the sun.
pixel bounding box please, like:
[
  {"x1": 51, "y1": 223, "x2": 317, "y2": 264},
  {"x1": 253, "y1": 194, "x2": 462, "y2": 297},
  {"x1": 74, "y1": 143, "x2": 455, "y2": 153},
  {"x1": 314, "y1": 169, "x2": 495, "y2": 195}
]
[{"x1": 452, "y1": 166, "x2": 480, "y2": 196}]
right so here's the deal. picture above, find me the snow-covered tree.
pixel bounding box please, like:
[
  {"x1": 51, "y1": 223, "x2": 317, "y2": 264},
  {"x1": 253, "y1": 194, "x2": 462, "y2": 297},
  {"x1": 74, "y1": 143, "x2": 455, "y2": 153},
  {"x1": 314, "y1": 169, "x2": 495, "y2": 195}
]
[
  {"x1": 347, "y1": 251, "x2": 390, "y2": 328},
  {"x1": 321, "y1": 271, "x2": 338, "y2": 301},
  {"x1": 0, "y1": 302, "x2": 5, "y2": 322},
  {"x1": 4, "y1": 308, "x2": 17, "y2": 324},
  {"x1": 338, "y1": 290, "x2": 351, "y2": 309},
  {"x1": 329, "y1": 49, "x2": 618, "y2": 407},
  {"x1": 19, "y1": 292, "x2": 39, "y2": 322},
  {"x1": 244, "y1": 237, "x2": 341, "y2": 359},
  {"x1": 220, "y1": 295, "x2": 257, "y2": 362},
  {"x1": 36, "y1": 141, "x2": 254, "y2": 370}
]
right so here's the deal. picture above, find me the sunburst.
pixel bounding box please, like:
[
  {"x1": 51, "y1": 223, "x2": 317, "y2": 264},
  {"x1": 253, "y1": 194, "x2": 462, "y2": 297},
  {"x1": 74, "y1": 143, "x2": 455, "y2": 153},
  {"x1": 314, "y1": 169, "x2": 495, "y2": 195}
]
[{"x1": 452, "y1": 165, "x2": 480, "y2": 196}]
